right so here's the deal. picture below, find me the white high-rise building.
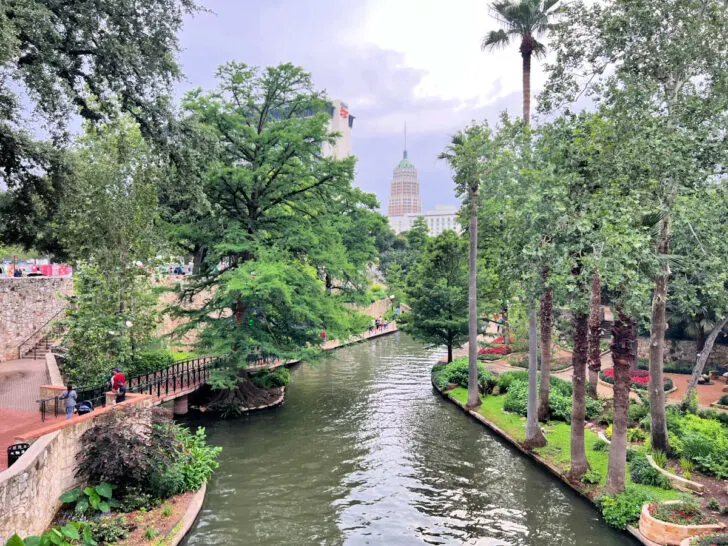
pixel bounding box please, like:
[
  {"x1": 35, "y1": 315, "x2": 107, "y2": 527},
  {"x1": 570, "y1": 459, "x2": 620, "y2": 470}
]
[{"x1": 322, "y1": 99, "x2": 354, "y2": 159}]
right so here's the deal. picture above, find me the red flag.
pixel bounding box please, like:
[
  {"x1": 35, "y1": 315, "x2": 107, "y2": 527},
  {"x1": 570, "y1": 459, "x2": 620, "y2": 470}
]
[{"x1": 339, "y1": 106, "x2": 349, "y2": 118}]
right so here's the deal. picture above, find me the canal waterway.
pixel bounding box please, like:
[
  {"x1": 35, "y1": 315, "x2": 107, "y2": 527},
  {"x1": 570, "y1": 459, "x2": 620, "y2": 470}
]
[{"x1": 182, "y1": 333, "x2": 633, "y2": 545}]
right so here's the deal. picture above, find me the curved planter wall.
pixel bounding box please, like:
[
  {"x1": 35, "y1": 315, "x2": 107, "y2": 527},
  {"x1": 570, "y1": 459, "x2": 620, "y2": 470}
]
[{"x1": 639, "y1": 502, "x2": 724, "y2": 546}]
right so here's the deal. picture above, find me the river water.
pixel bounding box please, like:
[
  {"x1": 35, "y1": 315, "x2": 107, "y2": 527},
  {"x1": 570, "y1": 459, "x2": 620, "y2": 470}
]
[{"x1": 181, "y1": 333, "x2": 633, "y2": 545}]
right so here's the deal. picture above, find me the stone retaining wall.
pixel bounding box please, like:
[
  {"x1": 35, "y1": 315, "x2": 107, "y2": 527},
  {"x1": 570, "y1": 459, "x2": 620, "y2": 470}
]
[
  {"x1": 0, "y1": 278, "x2": 73, "y2": 363},
  {"x1": 0, "y1": 394, "x2": 153, "y2": 541},
  {"x1": 637, "y1": 337, "x2": 728, "y2": 366}
]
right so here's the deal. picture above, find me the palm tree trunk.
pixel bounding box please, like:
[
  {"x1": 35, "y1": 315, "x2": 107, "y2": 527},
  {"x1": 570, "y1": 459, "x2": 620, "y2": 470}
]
[
  {"x1": 685, "y1": 314, "x2": 728, "y2": 402},
  {"x1": 524, "y1": 304, "x2": 547, "y2": 449},
  {"x1": 538, "y1": 271, "x2": 553, "y2": 421},
  {"x1": 649, "y1": 215, "x2": 670, "y2": 453},
  {"x1": 568, "y1": 311, "x2": 589, "y2": 480},
  {"x1": 466, "y1": 189, "x2": 480, "y2": 409},
  {"x1": 587, "y1": 268, "x2": 602, "y2": 399},
  {"x1": 606, "y1": 310, "x2": 635, "y2": 494},
  {"x1": 522, "y1": 52, "x2": 531, "y2": 125}
]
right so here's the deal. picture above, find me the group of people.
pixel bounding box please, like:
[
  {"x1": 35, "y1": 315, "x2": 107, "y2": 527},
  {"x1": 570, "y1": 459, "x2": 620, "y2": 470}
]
[
  {"x1": 370, "y1": 316, "x2": 389, "y2": 333},
  {"x1": 57, "y1": 368, "x2": 127, "y2": 420}
]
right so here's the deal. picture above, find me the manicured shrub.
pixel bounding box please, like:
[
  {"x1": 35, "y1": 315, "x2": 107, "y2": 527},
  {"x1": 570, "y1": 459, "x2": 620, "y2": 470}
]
[
  {"x1": 719, "y1": 394, "x2": 728, "y2": 406},
  {"x1": 477, "y1": 345, "x2": 512, "y2": 356},
  {"x1": 627, "y1": 427, "x2": 646, "y2": 442},
  {"x1": 251, "y1": 367, "x2": 291, "y2": 389},
  {"x1": 501, "y1": 377, "x2": 601, "y2": 423},
  {"x1": 597, "y1": 486, "x2": 655, "y2": 529},
  {"x1": 593, "y1": 438, "x2": 609, "y2": 452},
  {"x1": 630, "y1": 456, "x2": 671, "y2": 489},
  {"x1": 124, "y1": 350, "x2": 176, "y2": 376},
  {"x1": 496, "y1": 371, "x2": 529, "y2": 393},
  {"x1": 436, "y1": 357, "x2": 497, "y2": 395}
]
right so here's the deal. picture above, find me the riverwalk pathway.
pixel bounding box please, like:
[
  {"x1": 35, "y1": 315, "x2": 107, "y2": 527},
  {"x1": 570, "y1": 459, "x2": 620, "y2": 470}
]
[{"x1": 0, "y1": 323, "x2": 399, "y2": 470}]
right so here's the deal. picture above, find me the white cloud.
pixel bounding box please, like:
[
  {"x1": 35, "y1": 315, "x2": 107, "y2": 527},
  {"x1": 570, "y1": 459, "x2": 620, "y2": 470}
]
[{"x1": 347, "y1": 0, "x2": 550, "y2": 128}]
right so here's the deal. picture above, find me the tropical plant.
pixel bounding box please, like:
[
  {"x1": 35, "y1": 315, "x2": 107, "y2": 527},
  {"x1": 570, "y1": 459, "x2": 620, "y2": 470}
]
[
  {"x1": 596, "y1": 486, "x2": 655, "y2": 530},
  {"x1": 59, "y1": 483, "x2": 118, "y2": 515}
]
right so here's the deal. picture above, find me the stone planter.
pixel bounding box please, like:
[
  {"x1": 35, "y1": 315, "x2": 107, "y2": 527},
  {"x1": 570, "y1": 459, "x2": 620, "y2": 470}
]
[
  {"x1": 639, "y1": 502, "x2": 725, "y2": 546},
  {"x1": 680, "y1": 533, "x2": 728, "y2": 546}
]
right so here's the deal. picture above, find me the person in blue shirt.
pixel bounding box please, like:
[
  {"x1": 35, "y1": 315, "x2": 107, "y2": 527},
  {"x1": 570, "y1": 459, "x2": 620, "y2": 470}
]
[{"x1": 58, "y1": 384, "x2": 77, "y2": 420}]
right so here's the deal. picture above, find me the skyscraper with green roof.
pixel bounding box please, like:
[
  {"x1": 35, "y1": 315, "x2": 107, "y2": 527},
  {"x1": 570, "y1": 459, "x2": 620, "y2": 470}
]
[{"x1": 387, "y1": 147, "x2": 421, "y2": 217}]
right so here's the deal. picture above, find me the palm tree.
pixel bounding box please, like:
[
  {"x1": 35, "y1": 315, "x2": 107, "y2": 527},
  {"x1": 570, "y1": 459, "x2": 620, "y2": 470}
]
[
  {"x1": 482, "y1": 0, "x2": 558, "y2": 446},
  {"x1": 440, "y1": 127, "x2": 487, "y2": 409},
  {"x1": 481, "y1": 0, "x2": 559, "y2": 126}
]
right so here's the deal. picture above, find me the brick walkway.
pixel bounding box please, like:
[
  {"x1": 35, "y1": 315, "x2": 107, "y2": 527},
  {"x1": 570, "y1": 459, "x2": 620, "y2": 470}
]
[{"x1": 0, "y1": 358, "x2": 49, "y2": 411}]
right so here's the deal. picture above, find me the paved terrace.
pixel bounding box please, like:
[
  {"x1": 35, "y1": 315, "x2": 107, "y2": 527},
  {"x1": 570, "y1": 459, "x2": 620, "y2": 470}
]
[{"x1": 0, "y1": 323, "x2": 399, "y2": 471}]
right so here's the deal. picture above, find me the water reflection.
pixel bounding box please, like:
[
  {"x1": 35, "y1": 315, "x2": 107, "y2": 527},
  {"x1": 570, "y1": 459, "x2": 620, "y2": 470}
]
[{"x1": 182, "y1": 334, "x2": 634, "y2": 546}]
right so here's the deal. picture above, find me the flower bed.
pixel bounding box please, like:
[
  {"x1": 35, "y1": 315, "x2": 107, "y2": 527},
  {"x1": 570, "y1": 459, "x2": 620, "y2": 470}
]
[
  {"x1": 639, "y1": 501, "x2": 725, "y2": 546},
  {"x1": 649, "y1": 502, "x2": 717, "y2": 526},
  {"x1": 478, "y1": 345, "x2": 512, "y2": 356},
  {"x1": 600, "y1": 368, "x2": 674, "y2": 391}
]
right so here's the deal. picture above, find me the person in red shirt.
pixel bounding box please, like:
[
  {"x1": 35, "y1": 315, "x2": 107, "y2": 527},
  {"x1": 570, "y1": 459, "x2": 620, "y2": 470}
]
[{"x1": 111, "y1": 368, "x2": 127, "y2": 403}]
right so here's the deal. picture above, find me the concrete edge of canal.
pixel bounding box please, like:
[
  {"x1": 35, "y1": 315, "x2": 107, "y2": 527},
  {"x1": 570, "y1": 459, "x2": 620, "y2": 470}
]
[
  {"x1": 431, "y1": 378, "x2": 654, "y2": 546},
  {"x1": 169, "y1": 482, "x2": 207, "y2": 546}
]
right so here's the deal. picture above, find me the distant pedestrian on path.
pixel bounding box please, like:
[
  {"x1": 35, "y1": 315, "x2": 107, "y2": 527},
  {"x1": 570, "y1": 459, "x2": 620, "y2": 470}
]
[
  {"x1": 370, "y1": 319, "x2": 376, "y2": 333},
  {"x1": 111, "y1": 368, "x2": 127, "y2": 403},
  {"x1": 376, "y1": 316, "x2": 382, "y2": 330},
  {"x1": 58, "y1": 384, "x2": 77, "y2": 420}
]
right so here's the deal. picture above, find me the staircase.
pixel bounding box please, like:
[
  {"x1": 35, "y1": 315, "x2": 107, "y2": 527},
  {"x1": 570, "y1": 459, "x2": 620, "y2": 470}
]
[{"x1": 20, "y1": 336, "x2": 54, "y2": 360}]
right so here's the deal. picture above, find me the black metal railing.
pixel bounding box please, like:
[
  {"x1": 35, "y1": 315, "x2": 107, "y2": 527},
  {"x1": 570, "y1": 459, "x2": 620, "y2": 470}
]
[
  {"x1": 38, "y1": 356, "x2": 223, "y2": 422},
  {"x1": 18, "y1": 306, "x2": 67, "y2": 359}
]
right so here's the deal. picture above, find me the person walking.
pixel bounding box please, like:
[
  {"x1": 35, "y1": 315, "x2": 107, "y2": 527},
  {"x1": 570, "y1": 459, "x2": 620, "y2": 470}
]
[
  {"x1": 111, "y1": 368, "x2": 127, "y2": 403},
  {"x1": 58, "y1": 384, "x2": 77, "y2": 420}
]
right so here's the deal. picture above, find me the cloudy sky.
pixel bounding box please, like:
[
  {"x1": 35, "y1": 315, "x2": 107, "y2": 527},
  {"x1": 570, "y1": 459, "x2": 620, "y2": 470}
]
[{"x1": 177, "y1": 0, "x2": 548, "y2": 212}]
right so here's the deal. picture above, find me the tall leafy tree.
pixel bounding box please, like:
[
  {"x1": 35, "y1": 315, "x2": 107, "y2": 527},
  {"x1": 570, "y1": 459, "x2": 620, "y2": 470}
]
[
  {"x1": 0, "y1": 0, "x2": 200, "y2": 252},
  {"x1": 403, "y1": 231, "x2": 468, "y2": 363},
  {"x1": 541, "y1": 0, "x2": 728, "y2": 453},
  {"x1": 440, "y1": 125, "x2": 489, "y2": 409},
  {"x1": 482, "y1": 0, "x2": 560, "y2": 424},
  {"x1": 58, "y1": 117, "x2": 163, "y2": 384},
  {"x1": 175, "y1": 63, "x2": 375, "y2": 405}
]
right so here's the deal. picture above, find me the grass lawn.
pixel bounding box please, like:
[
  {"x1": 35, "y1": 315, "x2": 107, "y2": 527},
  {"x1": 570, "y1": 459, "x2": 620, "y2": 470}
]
[{"x1": 445, "y1": 386, "x2": 680, "y2": 502}]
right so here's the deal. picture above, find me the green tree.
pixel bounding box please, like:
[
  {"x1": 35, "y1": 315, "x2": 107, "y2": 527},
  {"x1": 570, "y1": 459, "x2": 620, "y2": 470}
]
[
  {"x1": 482, "y1": 0, "x2": 560, "y2": 425},
  {"x1": 670, "y1": 188, "x2": 728, "y2": 400},
  {"x1": 175, "y1": 63, "x2": 374, "y2": 406},
  {"x1": 440, "y1": 125, "x2": 489, "y2": 410},
  {"x1": 57, "y1": 117, "x2": 162, "y2": 384},
  {"x1": 0, "y1": 0, "x2": 200, "y2": 253},
  {"x1": 403, "y1": 231, "x2": 468, "y2": 363},
  {"x1": 541, "y1": 0, "x2": 728, "y2": 453}
]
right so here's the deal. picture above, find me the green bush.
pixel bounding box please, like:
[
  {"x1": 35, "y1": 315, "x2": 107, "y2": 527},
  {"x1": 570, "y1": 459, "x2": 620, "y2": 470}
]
[
  {"x1": 117, "y1": 488, "x2": 160, "y2": 513},
  {"x1": 496, "y1": 371, "x2": 529, "y2": 393},
  {"x1": 251, "y1": 367, "x2": 291, "y2": 389},
  {"x1": 172, "y1": 425, "x2": 222, "y2": 492},
  {"x1": 593, "y1": 438, "x2": 610, "y2": 452},
  {"x1": 581, "y1": 469, "x2": 602, "y2": 484},
  {"x1": 628, "y1": 401, "x2": 650, "y2": 423},
  {"x1": 89, "y1": 515, "x2": 133, "y2": 544},
  {"x1": 636, "y1": 358, "x2": 696, "y2": 375},
  {"x1": 503, "y1": 379, "x2": 529, "y2": 415},
  {"x1": 719, "y1": 395, "x2": 728, "y2": 406},
  {"x1": 597, "y1": 486, "x2": 655, "y2": 529},
  {"x1": 697, "y1": 408, "x2": 728, "y2": 426},
  {"x1": 630, "y1": 457, "x2": 671, "y2": 489},
  {"x1": 627, "y1": 427, "x2": 646, "y2": 442},
  {"x1": 433, "y1": 357, "x2": 497, "y2": 395},
  {"x1": 124, "y1": 350, "x2": 175, "y2": 376},
  {"x1": 502, "y1": 377, "x2": 601, "y2": 423},
  {"x1": 59, "y1": 483, "x2": 118, "y2": 515}
]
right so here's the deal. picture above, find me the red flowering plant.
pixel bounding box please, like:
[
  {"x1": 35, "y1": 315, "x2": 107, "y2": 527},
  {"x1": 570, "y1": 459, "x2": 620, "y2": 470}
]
[
  {"x1": 648, "y1": 502, "x2": 717, "y2": 526},
  {"x1": 599, "y1": 368, "x2": 673, "y2": 391}
]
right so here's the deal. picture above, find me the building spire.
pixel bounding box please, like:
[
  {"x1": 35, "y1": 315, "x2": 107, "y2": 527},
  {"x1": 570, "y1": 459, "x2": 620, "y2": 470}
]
[{"x1": 404, "y1": 122, "x2": 407, "y2": 159}]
